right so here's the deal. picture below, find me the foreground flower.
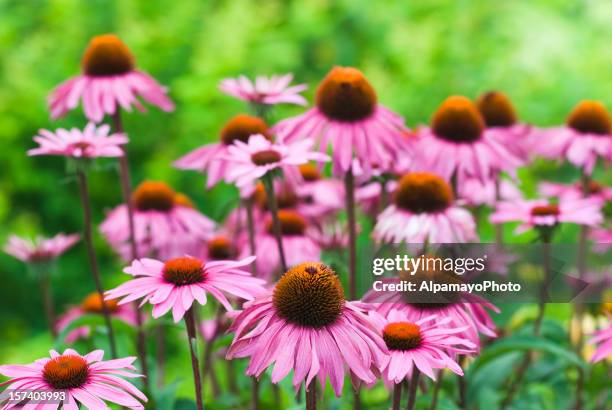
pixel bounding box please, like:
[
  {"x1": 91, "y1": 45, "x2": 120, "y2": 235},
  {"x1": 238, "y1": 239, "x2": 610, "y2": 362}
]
[
  {"x1": 530, "y1": 100, "x2": 612, "y2": 174},
  {"x1": 106, "y1": 255, "x2": 266, "y2": 322},
  {"x1": 4, "y1": 233, "x2": 79, "y2": 263},
  {"x1": 49, "y1": 34, "x2": 174, "y2": 123},
  {"x1": 274, "y1": 66, "x2": 408, "y2": 177},
  {"x1": 411, "y1": 96, "x2": 522, "y2": 183},
  {"x1": 100, "y1": 181, "x2": 215, "y2": 260},
  {"x1": 223, "y1": 134, "x2": 329, "y2": 188},
  {"x1": 589, "y1": 322, "x2": 612, "y2": 363},
  {"x1": 539, "y1": 180, "x2": 612, "y2": 202},
  {"x1": 174, "y1": 114, "x2": 270, "y2": 190},
  {"x1": 490, "y1": 197, "x2": 603, "y2": 234},
  {"x1": 370, "y1": 310, "x2": 475, "y2": 384},
  {"x1": 240, "y1": 210, "x2": 321, "y2": 279},
  {"x1": 28, "y1": 123, "x2": 127, "y2": 158},
  {"x1": 227, "y1": 262, "x2": 386, "y2": 396},
  {"x1": 219, "y1": 74, "x2": 307, "y2": 106},
  {"x1": 57, "y1": 293, "x2": 137, "y2": 343},
  {"x1": 0, "y1": 349, "x2": 146, "y2": 409},
  {"x1": 475, "y1": 91, "x2": 531, "y2": 160},
  {"x1": 374, "y1": 172, "x2": 477, "y2": 243}
]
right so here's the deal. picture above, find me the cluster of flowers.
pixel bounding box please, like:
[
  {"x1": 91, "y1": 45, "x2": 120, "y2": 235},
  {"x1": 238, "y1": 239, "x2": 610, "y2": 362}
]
[{"x1": 1, "y1": 33, "x2": 611, "y2": 410}]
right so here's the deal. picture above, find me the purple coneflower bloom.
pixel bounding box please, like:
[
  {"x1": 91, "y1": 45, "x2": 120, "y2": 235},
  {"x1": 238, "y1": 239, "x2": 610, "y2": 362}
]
[
  {"x1": 274, "y1": 66, "x2": 409, "y2": 178},
  {"x1": 219, "y1": 74, "x2": 307, "y2": 106},
  {"x1": 373, "y1": 172, "x2": 477, "y2": 244},
  {"x1": 4, "y1": 233, "x2": 79, "y2": 263},
  {"x1": 227, "y1": 262, "x2": 387, "y2": 396},
  {"x1": 106, "y1": 255, "x2": 266, "y2": 322},
  {"x1": 28, "y1": 123, "x2": 127, "y2": 159},
  {"x1": 589, "y1": 322, "x2": 612, "y2": 363},
  {"x1": 0, "y1": 349, "x2": 146, "y2": 409},
  {"x1": 49, "y1": 34, "x2": 174, "y2": 123}
]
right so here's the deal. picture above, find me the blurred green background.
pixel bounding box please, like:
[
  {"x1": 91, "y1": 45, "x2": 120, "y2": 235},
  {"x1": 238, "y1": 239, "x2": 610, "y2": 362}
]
[{"x1": 1, "y1": 0, "x2": 611, "y2": 407}]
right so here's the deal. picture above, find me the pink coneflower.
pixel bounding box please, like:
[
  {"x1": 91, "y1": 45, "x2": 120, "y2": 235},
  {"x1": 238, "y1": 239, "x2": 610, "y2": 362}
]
[
  {"x1": 294, "y1": 164, "x2": 344, "y2": 219},
  {"x1": 410, "y1": 96, "x2": 522, "y2": 184},
  {"x1": 239, "y1": 210, "x2": 321, "y2": 280},
  {"x1": 219, "y1": 74, "x2": 307, "y2": 106},
  {"x1": 591, "y1": 228, "x2": 612, "y2": 253},
  {"x1": 374, "y1": 172, "x2": 477, "y2": 244},
  {"x1": 0, "y1": 349, "x2": 146, "y2": 409},
  {"x1": 100, "y1": 181, "x2": 215, "y2": 260},
  {"x1": 370, "y1": 309, "x2": 475, "y2": 384},
  {"x1": 539, "y1": 180, "x2": 612, "y2": 202},
  {"x1": 458, "y1": 176, "x2": 523, "y2": 206},
  {"x1": 307, "y1": 221, "x2": 351, "y2": 251},
  {"x1": 227, "y1": 262, "x2": 387, "y2": 396},
  {"x1": 364, "y1": 256, "x2": 499, "y2": 346},
  {"x1": 530, "y1": 101, "x2": 612, "y2": 174},
  {"x1": 223, "y1": 134, "x2": 329, "y2": 189},
  {"x1": 174, "y1": 114, "x2": 270, "y2": 189},
  {"x1": 274, "y1": 66, "x2": 408, "y2": 177},
  {"x1": 48, "y1": 34, "x2": 174, "y2": 123},
  {"x1": 490, "y1": 197, "x2": 603, "y2": 234},
  {"x1": 475, "y1": 91, "x2": 532, "y2": 160},
  {"x1": 106, "y1": 255, "x2": 265, "y2": 322},
  {"x1": 57, "y1": 293, "x2": 137, "y2": 343},
  {"x1": 28, "y1": 123, "x2": 127, "y2": 158},
  {"x1": 4, "y1": 233, "x2": 79, "y2": 263},
  {"x1": 589, "y1": 322, "x2": 612, "y2": 363}
]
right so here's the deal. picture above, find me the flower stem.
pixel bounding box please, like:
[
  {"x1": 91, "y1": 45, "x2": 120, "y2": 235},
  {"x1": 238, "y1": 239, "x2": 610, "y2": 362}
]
[
  {"x1": 38, "y1": 270, "x2": 57, "y2": 338},
  {"x1": 392, "y1": 383, "x2": 402, "y2": 410},
  {"x1": 344, "y1": 169, "x2": 357, "y2": 300},
  {"x1": 406, "y1": 369, "x2": 420, "y2": 410},
  {"x1": 76, "y1": 169, "x2": 117, "y2": 358},
  {"x1": 262, "y1": 175, "x2": 287, "y2": 273},
  {"x1": 306, "y1": 379, "x2": 317, "y2": 410},
  {"x1": 201, "y1": 308, "x2": 222, "y2": 398},
  {"x1": 111, "y1": 110, "x2": 150, "y2": 387},
  {"x1": 429, "y1": 369, "x2": 445, "y2": 410},
  {"x1": 494, "y1": 177, "x2": 504, "y2": 246},
  {"x1": 501, "y1": 236, "x2": 552, "y2": 410},
  {"x1": 245, "y1": 198, "x2": 259, "y2": 276},
  {"x1": 251, "y1": 378, "x2": 259, "y2": 410},
  {"x1": 185, "y1": 307, "x2": 205, "y2": 410}
]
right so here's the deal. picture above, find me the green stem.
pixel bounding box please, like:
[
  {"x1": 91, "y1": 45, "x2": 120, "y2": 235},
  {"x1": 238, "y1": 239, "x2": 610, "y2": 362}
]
[{"x1": 185, "y1": 307, "x2": 205, "y2": 410}]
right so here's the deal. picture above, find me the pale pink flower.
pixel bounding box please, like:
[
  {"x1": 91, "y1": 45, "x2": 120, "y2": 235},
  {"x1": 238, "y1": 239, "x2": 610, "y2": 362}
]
[
  {"x1": 99, "y1": 181, "x2": 215, "y2": 260},
  {"x1": 223, "y1": 134, "x2": 329, "y2": 188},
  {"x1": 475, "y1": 91, "x2": 532, "y2": 160},
  {"x1": 529, "y1": 101, "x2": 612, "y2": 174},
  {"x1": 219, "y1": 74, "x2": 307, "y2": 106},
  {"x1": 4, "y1": 233, "x2": 79, "y2": 263},
  {"x1": 238, "y1": 210, "x2": 321, "y2": 280},
  {"x1": 273, "y1": 66, "x2": 409, "y2": 178},
  {"x1": 28, "y1": 123, "x2": 127, "y2": 159},
  {"x1": 56, "y1": 293, "x2": 137, "y2": 343},
  {"x1": 307, "y1": 221, "x2": 351, "y2": 251},
  {"x1": 490, "y1": 197, "x2": 603, "y2": 234},
  {"x1": 369, "y1": 310, "x2": 476, "y2": 384},
  {"x1": 227, "y1": 262, "x2": 387, "y2": 396},
  {"x1": 356, "y1": 179, "x2": 398, "y2": 216},
  {"x1": 409, "y1": 96, "x2": 522, "y2": 184},
  {"x1": 0, "y1": 349, "x2": 146, "y2": 409},
  {"x1": 174, "y1": 114, "x2": 270, "y2": 189},
  {"x1": 539, "y1": 180, "x2": 612, "y2": 202},
  {"x1": 458, "y1": 177, "x2": 523, "y2": 206},
  {"x1": 589, "y1": 322, "x2": 612, "y2": 363},
  {"x1": 49, "y1": 34, "x2": 174, "y2": 123},
  {"x1": 294, "y1": 164, "x2": 345, "y2": 219},
  {"x1": 106, "y1": 255, "x2": 266, "y2": 322},
  {"x1": 373, "y1": 173, "x2": 477, "y2": 244}
]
